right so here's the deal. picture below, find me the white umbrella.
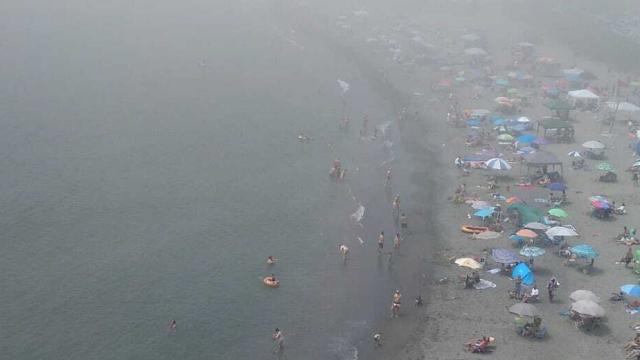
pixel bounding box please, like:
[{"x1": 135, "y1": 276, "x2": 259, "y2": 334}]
[
  {"x1": 567, "y1": 151, "x2": 582, "y2": 158},
  {"x1": 582, "y1": 140, "x2": 605, "y2": 150},
  {"x1": 546, "y1": 226, "x2": 579, "y2": 238},
  {"x1": 517, "y1": 116, "x2": 531, "y2": 123},
  {"x1": 571, "y1": 300, "x2": 606, "y2": 317},
  {"x1": 485, "y1": 158, "x2": 512, "y2": 170},
  {"x1": 524, "y1": 222, "x2": 550, "y2": 230},
  {"x1": 464, "y1": 47, "x2": 487, "y2": 56}
]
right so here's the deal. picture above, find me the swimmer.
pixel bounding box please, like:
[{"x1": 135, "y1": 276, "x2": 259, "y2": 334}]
[
  {"x1": 297, "y1": 132, "x2": 311, "y2": 142},
  {"x1": 168, "y1": 320, "x2": 177, "y2": 333},
  {"x1": 267, "y1": 256, "x2": 277, "y2": 265},
  {"x1": 373, "y1": 333, "x2": 383, "y2": 347},
  {"x1": 338, "y1": 244, "x2": 350, "y2": 261},
  {"x1": 378, "y1": 231, "x2": 384, "y2": 253},
  {"x1": 268, "y1": 273, "x2": 277, "y2": 282}
]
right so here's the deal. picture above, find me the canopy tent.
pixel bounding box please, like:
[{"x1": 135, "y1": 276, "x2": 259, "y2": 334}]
[
  {"x1": 507, "y1": 203, "x2": 543, "y2": 226},
  {"x1": 536, "y1": 118, "x2": 573, "y2": 138},
  {"x1": 523, "y1": 151, "x2": 563, "y2": 174},
  {"x1": 606, "y1": 101, "x2": 640, "y2": 113},
  {"x1": 544, "y1": 99, "x2": 572, "y2": 119},
  {"x1": 568, "y1": 89, "x2": 600, "y2": 106}
]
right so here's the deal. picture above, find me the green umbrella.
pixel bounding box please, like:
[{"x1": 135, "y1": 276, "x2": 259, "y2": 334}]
[
  {"x1": 596, "y1": 162, "x2": 614, "y2": 172},
  {"x1": 548, "y1": 208, "x2": 568, "y2": 218}
]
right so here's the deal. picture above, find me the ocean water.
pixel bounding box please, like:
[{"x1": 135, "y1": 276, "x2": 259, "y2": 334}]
[{"x1": 1, "y1": 1, "x2": 414, "y2": 359}]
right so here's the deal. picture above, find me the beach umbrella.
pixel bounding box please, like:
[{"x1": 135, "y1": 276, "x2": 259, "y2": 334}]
[
  {"x1": 570, "y1": 290, "x2": 601, "y2": 303},
  {"x1": 455, "y1": 257, "x2": 483, "y2": 270},
  {"x1": 516, "y1": 146, "x2": 536, "y2": 155},
  {"x1": 548, "y1": 208, "x2": 568, "y2": 218},
  {"x1": 485, "y1": 158, "x2": 512, "y2": 170},
  {"x1": 470, "y1": 200, "x2": 491, "y2": 210},
  {"x1": 582, "y1": 140, "x2": 605, "y2": 150},
  {"x1": 495, "y1": 96, "x2": 511, "y2": 103},
  {"x1": 520, "y1": 246, "x2": 546, "y2": 257},
  {"x1": 474, "y1": 231, "x2": 502, "y2": 240},
  {"x1": 517, "y1": 134, "x2": 536, "y2": 143},
  {"x1": 464, "y1": 47, "x2": 487, "y2": 56},
  {"x1": 596, "y1": 162, "x2": 614, "y2": 172},
  {"x1": 512, "y1": 263, "x2": 535, "y2": 285},
  {"x1": 571, "y1": 300, "x2": 605, "y2": 317},
  {"x1": 516, "y1": 229, "x2": 538, "y2": 238},
  {"x1": 495, "y1": 78, "x2": 509, "y2": 87},
  {"x1": 493, "y1": 118, "x2": 506, "y2": 126},
  {"x1": 497, "y1": 133, "x2": 514, "y2": 142},
  {"x1": 506, "y1": 196, "x2": 521, "y2": 204},
  {"x1": 525, "y1": 222, "x2": 549, "y2": 230},
  {"x1": 509, "y1": 303, "x2": 540, "y2": 317},
  {"x1": 491, "y1": 248, "x2": 520, "y2": 264},
  {"x1": 569, "y1": 244, "x2": 598, "y2": 259},
  {"x1": 589, "y1": 195, "x2": 609, "y2": 202},
  {"x1": 474, "y1": 207, "x2": 495, "y2": 218},
  {"x1": 567, "y1": 151, "x2": 582, "y2": 158},
  {"x1": 546, "y1": 226, "x2": 578, "y2": 237},
  {"x1": 471, "y1": 109, "x2": 491, "y2": 117},
  {"x1": 621, "y1": 284, "x2": 640, "y2": 298},
  {"x1": 517, "y1": 116, "x2": 531, "y2": 123},
  {"x1": 591, "y1": 199, "x2": 611, "y2": 209},
  {"x1": 466, "y1": 119, "x2": 481, "y2": 127},
  {"x1": 547, "y1": 182, "x2": 566, "y2": 191}
]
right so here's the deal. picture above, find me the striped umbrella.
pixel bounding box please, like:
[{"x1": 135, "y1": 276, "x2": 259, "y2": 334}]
[{"x1": 485, "y1": 158, "x2": 512, "y2": 170}]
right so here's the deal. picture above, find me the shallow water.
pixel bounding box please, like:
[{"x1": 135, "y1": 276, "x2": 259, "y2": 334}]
[{"x1": 1, "y1": 2, "x2": 419, "y2": 359}]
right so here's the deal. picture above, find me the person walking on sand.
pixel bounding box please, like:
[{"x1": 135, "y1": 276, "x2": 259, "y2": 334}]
[
  {"x1": 394, "y1": 233, "x2": 401, "y2": 253},
  {"x1": 378, "y1": 231, "x2": 385, "y2": 253},
  {"x1": 547, "y1": 276, "x2": 559, "y2": 302}
]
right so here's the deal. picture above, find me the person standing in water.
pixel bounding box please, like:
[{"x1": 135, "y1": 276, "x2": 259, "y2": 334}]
[
  {"x1": 392, "y1": 195, "x2": 401, "y2": 224},
  {"x1": 338, "y1": 244, "x2": 349, "y2": 262},
  {"x1": 272, "y1": 328, "x2": 285, "y2": 358},
  {"x1": 168, "y1": 320, "x2": 177, "y2": 333},
  {"x1": 385, "y1": 168, "x2": 392, "y2": 187},
  {"x1": 378, "y1": 231, "x2": 385, "y2": 253}
]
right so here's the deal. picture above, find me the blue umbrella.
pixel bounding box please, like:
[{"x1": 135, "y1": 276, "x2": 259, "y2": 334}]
[
  {"x1": 512, "y1": 263, "x2": 535, "y2": 285},
  {"x1": 548, "y1": 182, "x2": 566, "y2": 191},
  {"x1": 491, "y1": 248, "x2": 520, "y2": 264},
  {"x1": 569, "y1": 244, "x2": 599, "y2": 259},
  {"x1": 621, "y1": 284, "x2": 640, "y2": 297},
  {"x1": 474, "y1": 207, "x2": 495, "y2": 218},
  {"x1": 466, "y1": 119, "x2": 480, "y2": 127},
  {"x1": 509, "y1": 234, "x2": 525, "y2": 245},
  {"x1": 517, "y1": 134, "x2": 536, "y2": 143},
  {"x1": 496, "y1": 78, "x2": 509, "y2": 86},
  {"x1": 493, "y1": 118, "x2": 506, "y2": 126},
  {"x1": 517, "y1": 146, "x2": 536, "y2": 155}
]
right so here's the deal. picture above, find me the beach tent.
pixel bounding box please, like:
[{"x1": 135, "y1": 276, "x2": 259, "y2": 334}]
[
  {"x1": 523, "y1": 151, "x2": 563, "y2": 174},
  {"x1": 512, "y1": 263, "x2": 535, "y2": 285},
  {"x1": 606, "y1": 101, "x2": 640, "y2": 113},
  {"x1": 536, "y1": 118, "x2": 573, "y2": 137},
  {"x1": 568, "y1": 89, "x2": 599, "y2": 106},
  {"x1": 507, "y1": 203, "x2": 543, "y2": 226}
]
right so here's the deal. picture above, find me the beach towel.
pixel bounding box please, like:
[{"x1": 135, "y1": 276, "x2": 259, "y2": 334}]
[{"x1": 474, "y1": 279, "x2": 496, "y2": 290}]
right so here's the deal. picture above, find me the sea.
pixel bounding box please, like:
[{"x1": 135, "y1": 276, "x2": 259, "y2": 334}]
[{"x1": 1, "y1": 1, "x2": 421, "y2": 359}]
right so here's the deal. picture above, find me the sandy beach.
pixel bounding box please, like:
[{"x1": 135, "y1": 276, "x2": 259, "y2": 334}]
[{"x1": 310, "y1": 1, "x2": 640, "y2": 359}]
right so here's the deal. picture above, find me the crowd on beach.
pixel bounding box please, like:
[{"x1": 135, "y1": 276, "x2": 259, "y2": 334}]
[{"x1": 324, "y1": 4, "x2": 640, "y2": 359}]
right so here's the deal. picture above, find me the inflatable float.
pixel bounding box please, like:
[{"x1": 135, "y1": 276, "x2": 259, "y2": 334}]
[
  {"x1": 263, "y1": 277, "x2": 280, "y2": 288},
  {"x1": 461, "y1": 225, "x2": 489, "y2": 234}
]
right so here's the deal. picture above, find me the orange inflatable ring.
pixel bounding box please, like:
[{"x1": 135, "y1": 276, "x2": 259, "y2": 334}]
[
  {"x1": 461, "y1": 225, "x2": 489, "y2": 234},
  {"x1": 263, "y1": 277, "x2": 280, "y2": 288}
]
